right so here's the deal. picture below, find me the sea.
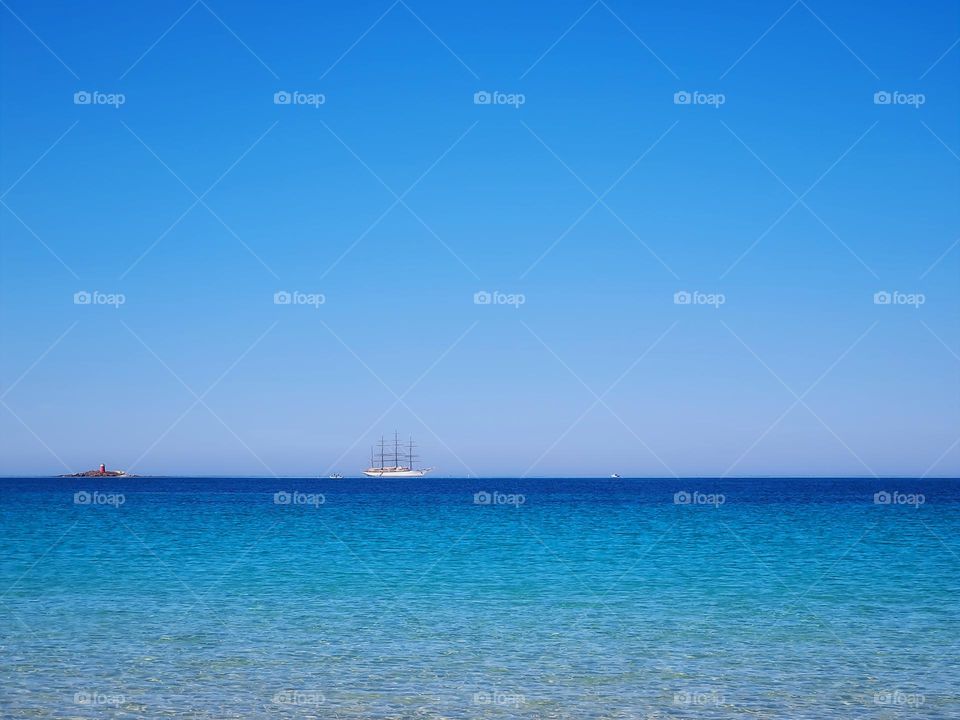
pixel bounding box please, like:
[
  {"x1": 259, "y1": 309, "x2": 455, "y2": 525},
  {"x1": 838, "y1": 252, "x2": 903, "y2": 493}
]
[{"x1": 1, "y1": 476, "x2": 958, "y2": 718}]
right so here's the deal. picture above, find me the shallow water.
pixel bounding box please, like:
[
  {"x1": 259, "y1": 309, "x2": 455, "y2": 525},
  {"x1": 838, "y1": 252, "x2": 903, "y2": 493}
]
[{"x1": 1, "y1": 477, "x2": 958, "y2": 718}]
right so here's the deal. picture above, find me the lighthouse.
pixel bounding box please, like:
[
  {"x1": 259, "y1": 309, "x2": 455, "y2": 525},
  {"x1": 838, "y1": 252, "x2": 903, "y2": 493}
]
[{"x1": 99, "y1": 463, "x2": 106, "y2": 474}]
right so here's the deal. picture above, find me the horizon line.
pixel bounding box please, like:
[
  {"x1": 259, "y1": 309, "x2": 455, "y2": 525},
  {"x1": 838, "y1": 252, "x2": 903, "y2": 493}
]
[{"x1": 3, "y1": 474, "x2": 958, "y2": 480}]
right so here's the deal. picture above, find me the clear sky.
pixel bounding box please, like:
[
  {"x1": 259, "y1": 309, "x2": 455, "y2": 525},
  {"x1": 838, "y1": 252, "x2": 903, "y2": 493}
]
[{"x1": 1, "y1": 0, "x2": 958, "y2": 477}]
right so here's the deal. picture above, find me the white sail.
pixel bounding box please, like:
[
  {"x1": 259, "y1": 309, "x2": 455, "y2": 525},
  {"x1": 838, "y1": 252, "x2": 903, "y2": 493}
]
[{"x1": 364, "y1": 432, "x2": 432, "y2": 478}]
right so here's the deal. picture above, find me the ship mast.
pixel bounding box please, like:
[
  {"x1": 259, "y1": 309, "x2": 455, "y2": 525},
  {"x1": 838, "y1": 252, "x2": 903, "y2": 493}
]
[{"x1": 364, "y1": 431, "x2": 430, "y2": 477}]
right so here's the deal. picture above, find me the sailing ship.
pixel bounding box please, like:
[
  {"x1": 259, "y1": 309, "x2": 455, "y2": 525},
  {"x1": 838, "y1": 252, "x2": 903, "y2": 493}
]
[{"x1": 364, "y1": 432, "x2": 433, "y2": 478}]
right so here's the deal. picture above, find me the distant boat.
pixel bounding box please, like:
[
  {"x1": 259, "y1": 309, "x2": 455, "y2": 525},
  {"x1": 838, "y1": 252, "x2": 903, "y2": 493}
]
[
  {"x1": 328, "y1": 473, "x2": 343, "y2": 479},
  {"x1": 363, "y1": 432, "x2": 433, "y2": 478},
  {"x1": 610, "y1": 473, "x2": 621, "y2": 479}
]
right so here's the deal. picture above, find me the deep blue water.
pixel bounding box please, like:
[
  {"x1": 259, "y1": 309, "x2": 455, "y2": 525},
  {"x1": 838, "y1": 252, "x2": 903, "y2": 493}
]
[{"x1": 1, "y1": 477, "x2": 959, "y2": 718}]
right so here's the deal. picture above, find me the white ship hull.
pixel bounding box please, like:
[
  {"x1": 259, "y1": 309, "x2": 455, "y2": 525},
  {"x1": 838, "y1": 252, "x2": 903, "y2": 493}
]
[{"x1": 363, "y1": 467, "x2": 432, "y2": 478}]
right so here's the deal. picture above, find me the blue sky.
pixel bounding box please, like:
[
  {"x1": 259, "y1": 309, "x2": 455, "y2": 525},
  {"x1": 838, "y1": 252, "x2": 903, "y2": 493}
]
[{"x1": 1, "y1": 0, "x2": 958, "y2": 476}]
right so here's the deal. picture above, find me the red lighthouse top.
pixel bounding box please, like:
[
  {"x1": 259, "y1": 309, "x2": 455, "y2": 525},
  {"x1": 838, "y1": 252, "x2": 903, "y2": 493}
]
[{"x1": 99, "y1": 463, "x2": 106, "y2": 474}]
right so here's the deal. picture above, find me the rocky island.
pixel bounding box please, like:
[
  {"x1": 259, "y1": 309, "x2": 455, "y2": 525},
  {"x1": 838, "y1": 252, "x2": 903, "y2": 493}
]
[{"x1": 60, "y1": 463, "x2": 133, "y2": 478}]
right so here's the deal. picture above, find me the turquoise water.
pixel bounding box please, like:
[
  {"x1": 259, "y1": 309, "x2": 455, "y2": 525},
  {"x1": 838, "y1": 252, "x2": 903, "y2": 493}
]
[{"x1": 2, "y1": 477, "x2": 958, "y2": 718}]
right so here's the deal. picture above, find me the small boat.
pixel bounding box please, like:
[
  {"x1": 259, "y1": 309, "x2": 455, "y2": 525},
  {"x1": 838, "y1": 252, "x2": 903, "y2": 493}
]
[
  {"x1": 364, "y1": 432, "x2": 433, "y2": 478},
  {"x1": 610, "y1": 473, "x2": 621, "y2": 479},
  {"x1": 328, "y1": 473, "x2": 343, "y2": 479}
]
